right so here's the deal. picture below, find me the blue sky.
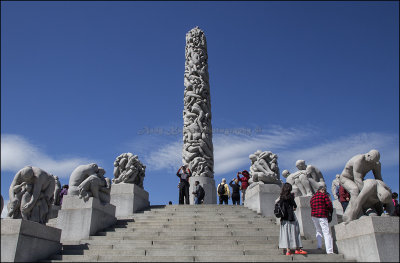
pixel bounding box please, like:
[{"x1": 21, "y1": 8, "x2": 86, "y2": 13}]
[{"x1": 1, "y1": 1, "x2": 399, "y2": 216}]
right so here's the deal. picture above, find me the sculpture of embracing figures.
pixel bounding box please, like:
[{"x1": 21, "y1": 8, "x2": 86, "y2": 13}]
[
  {"x1": 7, "y1": 166, "x2": 55, "y2": 224},
  {"x1": 112, "y1": 153, "x2": 146, "y2": 188},
  {"x1": 248, "y1": 150, "x2": 282, "y2": 188}
]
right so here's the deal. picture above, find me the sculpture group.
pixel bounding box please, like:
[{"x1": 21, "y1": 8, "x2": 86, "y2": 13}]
[
  {"x1": 6, "y1": 153, "x2": 146, "y2": 224},
  {"x1": 182, "y1": 26, "x2": 214, "y2": 179}
]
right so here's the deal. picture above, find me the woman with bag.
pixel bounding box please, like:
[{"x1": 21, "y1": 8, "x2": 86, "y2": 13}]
[{"x1": 276, "y1": 183, "x2": 307, "y2": 256}]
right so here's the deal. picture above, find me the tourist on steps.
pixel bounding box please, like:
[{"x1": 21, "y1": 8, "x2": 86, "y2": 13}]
[
  {"x1": 176, "y1": 165, "x2": 192, "y2": 204},
  {"x1": 217, "y1": 178, "x2": 230, "y2": 205},
  {"x1": 229, "y1": 178, "x2": 241, "y2": 205},
  {"x1": 277, "y1": 183, "x2": 307, "y2": 256},
  {"x1": 237, "y1": 170, "x2": 250, "y2": 205},
  {"x1": 310, "y1": 186, "x2": 334, "y2": 254},
  {"x1": 192, "y1": 181, "x2": 205, "y2": 204}
]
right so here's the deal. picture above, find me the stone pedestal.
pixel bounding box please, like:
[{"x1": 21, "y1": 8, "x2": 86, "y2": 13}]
[
  {"x1": 244, "y1": 184, "x2": 281, "y2": 217},
  {"x1": 57, "y1": 195, "x2": 116, "y2": 242},
  {"x1": 189, "y1": 177, "x2": 216, "y2": 204},
  {"x1": 48, "y1": 204, "x2": 60, "y2": 220},
  {"x1": 333, "y1": 216, "x2": 399, "y2": 262},
  {"x1": 333, "y1": 200, "x2": 343, "y2": 216},
  {"x1": 1, "y1": 218, "x2": 61, "y2": 262},
  {"x1": 294, "y1": 196, "x2": 338, "y2": 240},
  {"x1": 110, "y1": 183, "x2": 150, "y2": 217}
]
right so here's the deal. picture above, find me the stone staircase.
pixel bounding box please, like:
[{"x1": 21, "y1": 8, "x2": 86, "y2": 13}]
[{"x1": 43, "y1": 205, "x2": 351, "y2": 262}]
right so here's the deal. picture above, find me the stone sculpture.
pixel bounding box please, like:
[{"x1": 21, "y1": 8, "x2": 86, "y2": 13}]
[
  {"x1": 338, "y1": 149, "x2": 393, "y2": 223},
  {"x1": 7, "y1": 166, "x2": 55, "y2": 224},
  {"x1": 285, "y1": 160, "x2": 326, "y2": 196},
  {"x1": 52, "y1": 175, "x2": 61, "y2": 205},
  {"x1": 248, "y1": 150, "x2": 281, "y2": 187},
  {"x1": 68, "y1": 163, "x2": 111, "y2": 204},
  {"x1": 331, "y1": 174, "x2": 340, "y2": 200},
  {"x1": 342, "y1": 179, "x2": 394, "y2": 222},
  {"x1": 281, "y1": 169, "x2": 301, "y2": 196},
  {"x1": 112, "y1": 153, "x2": 146, "y2": 188},
  {"x1": 182, "y1": 26, "x2": 214, "y2": 178}
]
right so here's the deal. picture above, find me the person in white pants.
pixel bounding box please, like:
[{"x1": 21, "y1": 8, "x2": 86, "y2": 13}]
[
  {"x1": 311, "y1": 216, "x2": 333, "y2": 253},
  {"x1": 310, "y1": 186, "x2": 334, "y2": 254}
]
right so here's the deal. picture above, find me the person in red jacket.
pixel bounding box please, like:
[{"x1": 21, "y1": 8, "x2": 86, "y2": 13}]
[
  {"x1": 338, "y1": 184, "x2": 350, "y2": 212},
  {"x1": 237, "y1": 170, "x2": 250, "y2": 205},
  {"x1": 310, "y1": 186, "x2": 334, "y2": 254}
]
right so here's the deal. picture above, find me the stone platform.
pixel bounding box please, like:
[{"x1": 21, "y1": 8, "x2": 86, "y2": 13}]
[
  {"x1": 1, "y1": 218, "x2": 61, "y2": 262},
  {"x1": 110, "y1": 183, "x2": 150, "y2": 217},
  {"x1": 57, "y1": 195, "x2": 116, "y2": 242},
  {"x1": 334, "y1": 216, "x2": 399, "y2": 262},
  {"x1": 244, "y1": 183, "x2": 281, "y2": 217}
]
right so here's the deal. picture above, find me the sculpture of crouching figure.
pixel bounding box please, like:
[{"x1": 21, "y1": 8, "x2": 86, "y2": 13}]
[
  {"x1": 69, "y1": 163, "x2": 111, "y2": 203},
  {"x1": 8, "y1": 166, "x2": 55, "y2": 224}
]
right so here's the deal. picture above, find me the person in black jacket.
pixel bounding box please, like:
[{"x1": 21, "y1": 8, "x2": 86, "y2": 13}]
[
  {"x1": 176, "y1": 165, "x2": 192, "y2": 204},
  {"x1": 229, "y1": 178, "x2": 241, "y2": 205},
  {"x1": 277, "y1": 183, "x2": 307, "y2": 256}
]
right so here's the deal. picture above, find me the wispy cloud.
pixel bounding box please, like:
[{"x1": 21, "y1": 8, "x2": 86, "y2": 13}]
[
  {"x1": 1, "y1": 134, "x2": 96, "y2": 178},
  {"x1": 126, "y1": 127, "x2": 398, "y2": 179}
]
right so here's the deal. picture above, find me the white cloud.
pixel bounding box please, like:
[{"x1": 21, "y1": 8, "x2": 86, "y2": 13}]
[
  {"x1": 129, "y1": 128, "x2": 398, "y2": 179},
  {"x1": 1, "y1": 134, "x2": 95, "y2": 178}
]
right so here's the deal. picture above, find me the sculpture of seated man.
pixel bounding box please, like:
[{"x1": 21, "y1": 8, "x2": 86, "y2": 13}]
[
  {"x1": 113, "y1": 153, "x2": 146, "y2": 187},
  {"x1": 289, "y1": 160, "x2": 326, "y2": 196},
  {"x1": 69, "y1": 163, "x2": 111, "y2": 203},
  {"x1": 342, "y1": 179, "x2": 395, "y2": 223},
  {"x1": 248, "y1": 150, "x2": 281, "y2": 186},
  {"x1": 8, "y1": 166, "x2": 55, "y2": 224}
]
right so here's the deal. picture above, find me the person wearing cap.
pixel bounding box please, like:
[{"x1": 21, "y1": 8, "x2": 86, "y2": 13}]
[
  {"x1": 217, "y1": 178, "x2": 230, "y2": 205},
  {"x1": 310, "y1": 186, "x2": 334, "y2": 254},
  {"x1": 237, "y1": 170, "x2": 250, "y2": 205}
]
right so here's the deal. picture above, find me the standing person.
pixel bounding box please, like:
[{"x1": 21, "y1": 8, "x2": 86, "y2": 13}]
[
  {"x1": 59, "y1": 185, "x2": 69, "y2": 206},
  {"x1": 192, "y1": 181, "x2": 205, "y2": 205},
  {"x1": 237, "y1": 170, "x2": 250, "y2": 205},
  {"x1": 338, "y1": 184, "x2": 350, "y2": 212},
  {"x1": 392, "y1": 192, "x2": 399, "y2": 216},
  {"x1": 176, "y1": 165, "x2": 192, "y2": 204},
  {"x1": 277, "y1": 183, "x2": 307, "y2": 256},
  {"x1": 217, "y1": 178, "x2": 230, "y2": 205},
  {"x1": 310, "y1": 186, "x2": 334, "y2": 254},
  {"x1": 229, "y1": 178, "x2": 241, "y2": 205}
]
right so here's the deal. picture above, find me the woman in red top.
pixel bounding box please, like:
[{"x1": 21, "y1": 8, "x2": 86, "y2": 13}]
[{"x1": 237, "y1": 170, "x2": 250, "y2": 205}]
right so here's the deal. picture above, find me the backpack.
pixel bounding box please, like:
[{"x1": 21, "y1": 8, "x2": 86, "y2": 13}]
[
  {"x1": 198, "y1": 185, "x2": 205, "y2": 200},
  {"x1": 218, "y1": 184, "x2": 226, "y2": 195},
  {"x1": 274, "y1": 201, "x2": 284, "y2": 218}
]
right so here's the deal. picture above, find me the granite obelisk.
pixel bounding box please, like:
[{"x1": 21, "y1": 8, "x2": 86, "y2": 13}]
[{"x1": 183, "y1": 27, "x2": 216, "y2": 204}]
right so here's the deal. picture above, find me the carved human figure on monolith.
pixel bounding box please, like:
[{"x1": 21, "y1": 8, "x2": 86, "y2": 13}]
[
  {"x1": 112, "y1": 153, "x2": 146, "y2": 188},
  {"x1": 182, "y1": 26, "x2": 214, "y2": 178},
  {"x1": 248, "y1": 150, "x2": 281, "y2": 187},
  {"x1": 7, "y1": 166, "x2": 55, "y2": 224},
  {"x1": 69, "y1": 163, "x2": 111, "y2": 203}
]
